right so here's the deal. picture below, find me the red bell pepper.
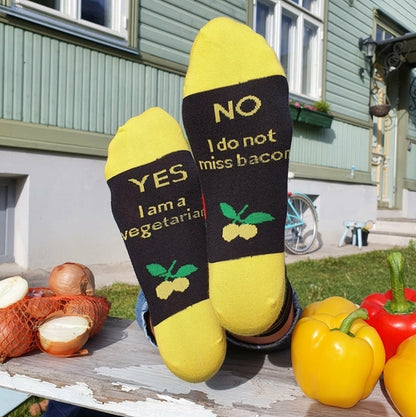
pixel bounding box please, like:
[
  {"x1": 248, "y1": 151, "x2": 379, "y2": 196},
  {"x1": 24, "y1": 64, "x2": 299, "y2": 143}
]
[{"x1": 360, "y1": 252, "x2": 416, "y2": 361}]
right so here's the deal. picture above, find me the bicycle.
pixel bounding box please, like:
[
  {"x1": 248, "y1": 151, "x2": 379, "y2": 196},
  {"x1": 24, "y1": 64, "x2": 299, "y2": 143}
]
[{"x1": 285, "y1": 192, "x2": 318, "y2": 254}]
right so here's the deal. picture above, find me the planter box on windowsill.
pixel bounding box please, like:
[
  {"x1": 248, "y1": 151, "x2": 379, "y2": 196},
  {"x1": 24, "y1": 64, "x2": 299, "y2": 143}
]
[
  {"x1": 297, "y1": 108, "x2": 334, "y2": 128},
  {"x1": 289, "y1": 104, "x2": 300, "y2": 122}
]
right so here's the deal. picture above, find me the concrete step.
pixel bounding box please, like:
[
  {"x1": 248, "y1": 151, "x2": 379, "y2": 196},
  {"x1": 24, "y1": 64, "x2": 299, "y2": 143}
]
[{"x1": 369, "y1": 218, "x2": 416, "y2": 247}]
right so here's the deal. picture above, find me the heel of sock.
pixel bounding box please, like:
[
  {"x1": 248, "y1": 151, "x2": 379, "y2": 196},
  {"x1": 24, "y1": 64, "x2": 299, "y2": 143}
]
[
  {"x1": 155, "y1": 300, "x2": 226, "y2": 382},
  {"x1": 209, "y1": 253, "x2": 286, "y2": 336}
]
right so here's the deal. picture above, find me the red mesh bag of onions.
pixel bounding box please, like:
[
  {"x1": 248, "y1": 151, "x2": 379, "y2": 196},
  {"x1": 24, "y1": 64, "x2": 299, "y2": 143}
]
[{"x1": 0, "y1": 289, "x2": 111, "y2": 363}]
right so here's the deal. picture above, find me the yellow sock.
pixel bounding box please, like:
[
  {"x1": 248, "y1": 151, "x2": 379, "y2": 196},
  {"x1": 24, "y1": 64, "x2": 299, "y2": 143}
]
[
  {"x1": 105, "y1": 107, "x2": 226, "y2": 382},
  {"x1": 183, "y1": 17, "x2": 292, "y2": 336}
]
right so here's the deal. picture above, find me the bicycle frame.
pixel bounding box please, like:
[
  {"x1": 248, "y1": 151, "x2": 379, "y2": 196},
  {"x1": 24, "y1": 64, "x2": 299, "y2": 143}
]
[
  {"x1": 285, "y1": 192, "x2": 319, "y2": 254},
  {"x1": 285, "y1": 192, "x2": 318, "y2": 229}
]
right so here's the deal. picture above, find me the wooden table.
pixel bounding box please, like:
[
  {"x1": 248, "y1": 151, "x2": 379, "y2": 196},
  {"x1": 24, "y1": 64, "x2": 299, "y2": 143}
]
[{"x1": 0, "y1": 317, "x2": 399, "y2": 416}]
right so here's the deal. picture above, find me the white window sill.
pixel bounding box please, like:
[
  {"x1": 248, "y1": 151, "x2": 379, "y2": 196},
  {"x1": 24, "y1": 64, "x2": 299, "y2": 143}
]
[{"x1": 1, "y1": 4, "x2": 138, "y2": 55}]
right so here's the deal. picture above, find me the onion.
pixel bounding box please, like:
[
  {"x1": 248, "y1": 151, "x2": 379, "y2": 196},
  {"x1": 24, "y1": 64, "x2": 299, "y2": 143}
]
[
  {"x1": 0, "y1": 309, "x2": 35, "y2": 362},
  {"x1": 0, "y1": 276, "x2": 29, "y2": 308},
  {"x1": 25, "y1": 297, "x2": 58, "y2": 320},
  {"x1": 63, "y1": 297, "x2": 111, "y2": 336},
  {"x1": 49, "y1": 263, "x2": 95, "y2": 296},
  {"x1": 36, "y1": 314, "x2": 92, "y2": 356}
]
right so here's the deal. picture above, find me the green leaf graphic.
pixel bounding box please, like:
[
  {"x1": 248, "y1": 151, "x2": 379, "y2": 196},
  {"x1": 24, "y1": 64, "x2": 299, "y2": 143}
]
[
  {"x1": 146, "y1": 263, "x2": 168, "y2": 277},
  {"x1": 243, "y1": 212, "x2": 275, "y2": 224},
  {"x1": 174, "y1": 264, "x2": 198, "y2": 278},
  {"x1": 220, "y1": 202, "x2": 237, "y2": 220}
]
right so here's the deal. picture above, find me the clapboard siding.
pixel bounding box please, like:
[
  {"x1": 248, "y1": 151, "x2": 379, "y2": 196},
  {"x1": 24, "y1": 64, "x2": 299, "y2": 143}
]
[
  {"x1": 1, "y1": 0, "x2": 415, "y2": 177},
  {"x1": 138, "y1": 0, "x2": 246, "y2": 67},
  {"x1": 0, "y1": 0, "x2": 246, "y2": 134},
  {"x1": 376, "y1": 1, "x2": 415, "y2": 30},
  {"x1": 0, "y1": 1, "x2": 246, "y2": 138},
  {"x1": 291, "y1": 120, "x2": 368, "y2": 171},
  {"x1": 326, "y1": 0, "x2": 416, "y2": 124},
  {"x1": 326, "y1": 1, "x2": 372, "y2": 122},
  {"x1": 0, "y1": 22, "x2": 186, "y2": 135}
]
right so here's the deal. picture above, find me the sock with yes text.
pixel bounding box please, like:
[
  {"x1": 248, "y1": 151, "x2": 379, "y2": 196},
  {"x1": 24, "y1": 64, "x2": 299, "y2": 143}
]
[
  {"x1": 182, "y1": 17, "x2": 293, "y2": 336},
  {"x1": 105, "y1": 107, "x2": 226, "y2": 382}
]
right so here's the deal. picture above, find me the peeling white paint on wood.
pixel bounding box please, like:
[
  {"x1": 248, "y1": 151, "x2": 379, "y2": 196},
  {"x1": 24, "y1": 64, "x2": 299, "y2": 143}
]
[
  {"x1": 95, "y1": 364, "x2": 301, "y2": 408},
  {"x1": 0, "y1": 318, "x2": 399, "y2": 416}
]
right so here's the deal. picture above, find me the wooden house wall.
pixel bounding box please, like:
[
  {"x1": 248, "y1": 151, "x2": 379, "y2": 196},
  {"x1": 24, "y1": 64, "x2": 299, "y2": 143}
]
[
  {"x1": 0, "y1": 1, "x2": 246, "y2": 140},
  {"x1": 1, "y1": 0, "x2": 416, "y2": 181},
  {"x1": 138, "y1": 0, "x2": 247, "y2": 68},
  {"x1": 300, "y1": 0, "x2": 416, "y2": 178}
]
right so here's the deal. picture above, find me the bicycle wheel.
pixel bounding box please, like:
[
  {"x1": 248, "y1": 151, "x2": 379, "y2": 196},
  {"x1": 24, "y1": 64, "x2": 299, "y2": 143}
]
[{"x1": 285, "y1": 193, "x2": 318, "y2": 254}]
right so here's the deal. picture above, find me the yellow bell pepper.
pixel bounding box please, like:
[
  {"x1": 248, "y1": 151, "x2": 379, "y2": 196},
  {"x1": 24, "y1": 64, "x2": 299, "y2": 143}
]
[
  {"x1": 291, "y1": 307, "x2": 385, "y2": 408},
  {"x1": 384, "y1": 334, "x2": 416, "y2": 417},
  {"x1": 301, "y1": 295, "x2": 358, "y2": 318}
]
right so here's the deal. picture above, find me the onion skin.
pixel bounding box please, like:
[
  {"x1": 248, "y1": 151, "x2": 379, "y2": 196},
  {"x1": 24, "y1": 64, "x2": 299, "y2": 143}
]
[
  {"x1": 0, "y1": 309, "x2": 35, "y2": 362},
  {"x1": 36, "y1": 314, "x2": 92, "y2": 357},
  {"x1": 63, "y1": 297, "x2": 111, "y2": 336},
  {"x1": 49, "y1": 263, "x2": 95, "y2": 296},
  {"x1": 25, "y1": 297, "x2": 58, "y2": 320}
]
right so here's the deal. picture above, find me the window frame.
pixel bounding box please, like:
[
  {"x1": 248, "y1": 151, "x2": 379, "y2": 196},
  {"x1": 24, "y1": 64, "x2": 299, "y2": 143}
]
[
  {"x1": 2, "y1": 0, "x2": 136, "y2": 52},
  {"x1": 253, "y1": 0, "x2": 324, "y2": 101}
]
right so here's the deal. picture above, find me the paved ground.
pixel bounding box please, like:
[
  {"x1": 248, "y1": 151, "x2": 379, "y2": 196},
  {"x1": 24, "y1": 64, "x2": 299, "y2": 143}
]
[{"x1": 0, "y1": 240, "x2": 403, "y2": 290}]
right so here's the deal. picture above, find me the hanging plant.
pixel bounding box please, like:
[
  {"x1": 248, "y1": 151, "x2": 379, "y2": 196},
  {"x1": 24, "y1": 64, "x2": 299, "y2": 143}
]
[
  {"x1": 369, "y1": 104, "x2": 391, "y2": 117},
  {"x1": 370, "y1": 80, "x2": 391, "y2": 117}
]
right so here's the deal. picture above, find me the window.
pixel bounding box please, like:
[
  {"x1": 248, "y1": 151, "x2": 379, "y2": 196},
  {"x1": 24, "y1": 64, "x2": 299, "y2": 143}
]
[
  {"x1": 376, "y1": 26, "x2": 394, "y2": 43},
  {"x1": 8, "y1": 0, "x2": 132, "y2": 50},
  {"x1": 0, "y1": 179, "x2": 15, "y2": 264},
  {"x1": 375, "y1": 9, "x2": 407, "y2": 43},
  {"x1": 253, "y1": 0, "x2": 323, "y2": 100}
]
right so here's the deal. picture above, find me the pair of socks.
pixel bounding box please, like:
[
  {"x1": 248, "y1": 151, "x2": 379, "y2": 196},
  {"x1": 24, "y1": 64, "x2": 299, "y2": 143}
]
[{"x1": 105, "y1": 17, "x2": 292, "y2": 382}]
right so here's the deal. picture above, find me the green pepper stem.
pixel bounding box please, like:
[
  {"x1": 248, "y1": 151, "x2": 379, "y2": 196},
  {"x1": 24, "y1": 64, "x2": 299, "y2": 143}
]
[
  {"x1": 384, "y1": 252, "x2": 416, "y2": 314},
  {"x1": 338, "y1": 308, "x2": 369, "y2": 334}
]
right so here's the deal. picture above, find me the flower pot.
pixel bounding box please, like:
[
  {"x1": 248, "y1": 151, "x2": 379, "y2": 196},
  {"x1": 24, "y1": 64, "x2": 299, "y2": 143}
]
[
  {"x1": 369, "y1": 104, "x2": 391, "y2": 117},
  {"x1": 289, "y1": 104, "x2": 300, "y2": 122},
  {"x1": 297, "y1": 108, "x2": 333, "y2": 128}
]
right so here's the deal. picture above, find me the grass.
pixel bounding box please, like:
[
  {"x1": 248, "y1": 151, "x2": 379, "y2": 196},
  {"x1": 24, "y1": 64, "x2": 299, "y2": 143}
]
[
  {"x1": 95, "y1": 243, "x2": 416, "y2": 315},
  {"x1": 95, "y1": 282, "x2": 140, "y2": 320},
  {"x1": 288, "y1": 243, "x2": 416, "y2": 307},
  {"x1": 8, "y1": 243, "x2": 416, "y2": 416}
]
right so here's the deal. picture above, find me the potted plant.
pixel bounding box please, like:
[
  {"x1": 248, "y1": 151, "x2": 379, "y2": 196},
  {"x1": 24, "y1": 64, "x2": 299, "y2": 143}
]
[
  {"x1": 289, "y1": 100, "x2": 301, "y2": 121},
  {"x1": 313, "y1": 100, "x2": 331, "y2": 113},
  {"x1": 289, "y1": 99, "x2": 334, "y2": 128}
]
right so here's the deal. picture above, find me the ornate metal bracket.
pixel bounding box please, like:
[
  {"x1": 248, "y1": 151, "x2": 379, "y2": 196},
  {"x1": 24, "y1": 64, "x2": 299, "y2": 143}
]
[{"x1": 377, "y1": 40, "x2": 409, "y2": 81}]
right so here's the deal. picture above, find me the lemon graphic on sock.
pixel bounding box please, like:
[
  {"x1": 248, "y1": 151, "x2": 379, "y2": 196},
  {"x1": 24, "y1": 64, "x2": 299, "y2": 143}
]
[
  {"x1": 148, "y1": 260, "x2": 194, "y2": 300},
  {"x1": 221, "y1": 203, "x2": 274, "y2": 242}
]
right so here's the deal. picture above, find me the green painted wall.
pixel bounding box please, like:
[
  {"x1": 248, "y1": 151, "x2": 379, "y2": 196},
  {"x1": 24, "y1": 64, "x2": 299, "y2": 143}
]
[
  {"x1": 138, "y1": 0, "x2": 246, "y2": 68},
  {"x1": 326, "y1": 1, "x2": 416, "y2": 122},
  {"x1": 0, "y1": 0, "x2": 247, "y2": 155},
  {"x1": 0, "y1": 22, "x2": 184, "y2": 135},
  {"x1": 1, "y1": 0, "x2": 416, "y2": 185}
]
